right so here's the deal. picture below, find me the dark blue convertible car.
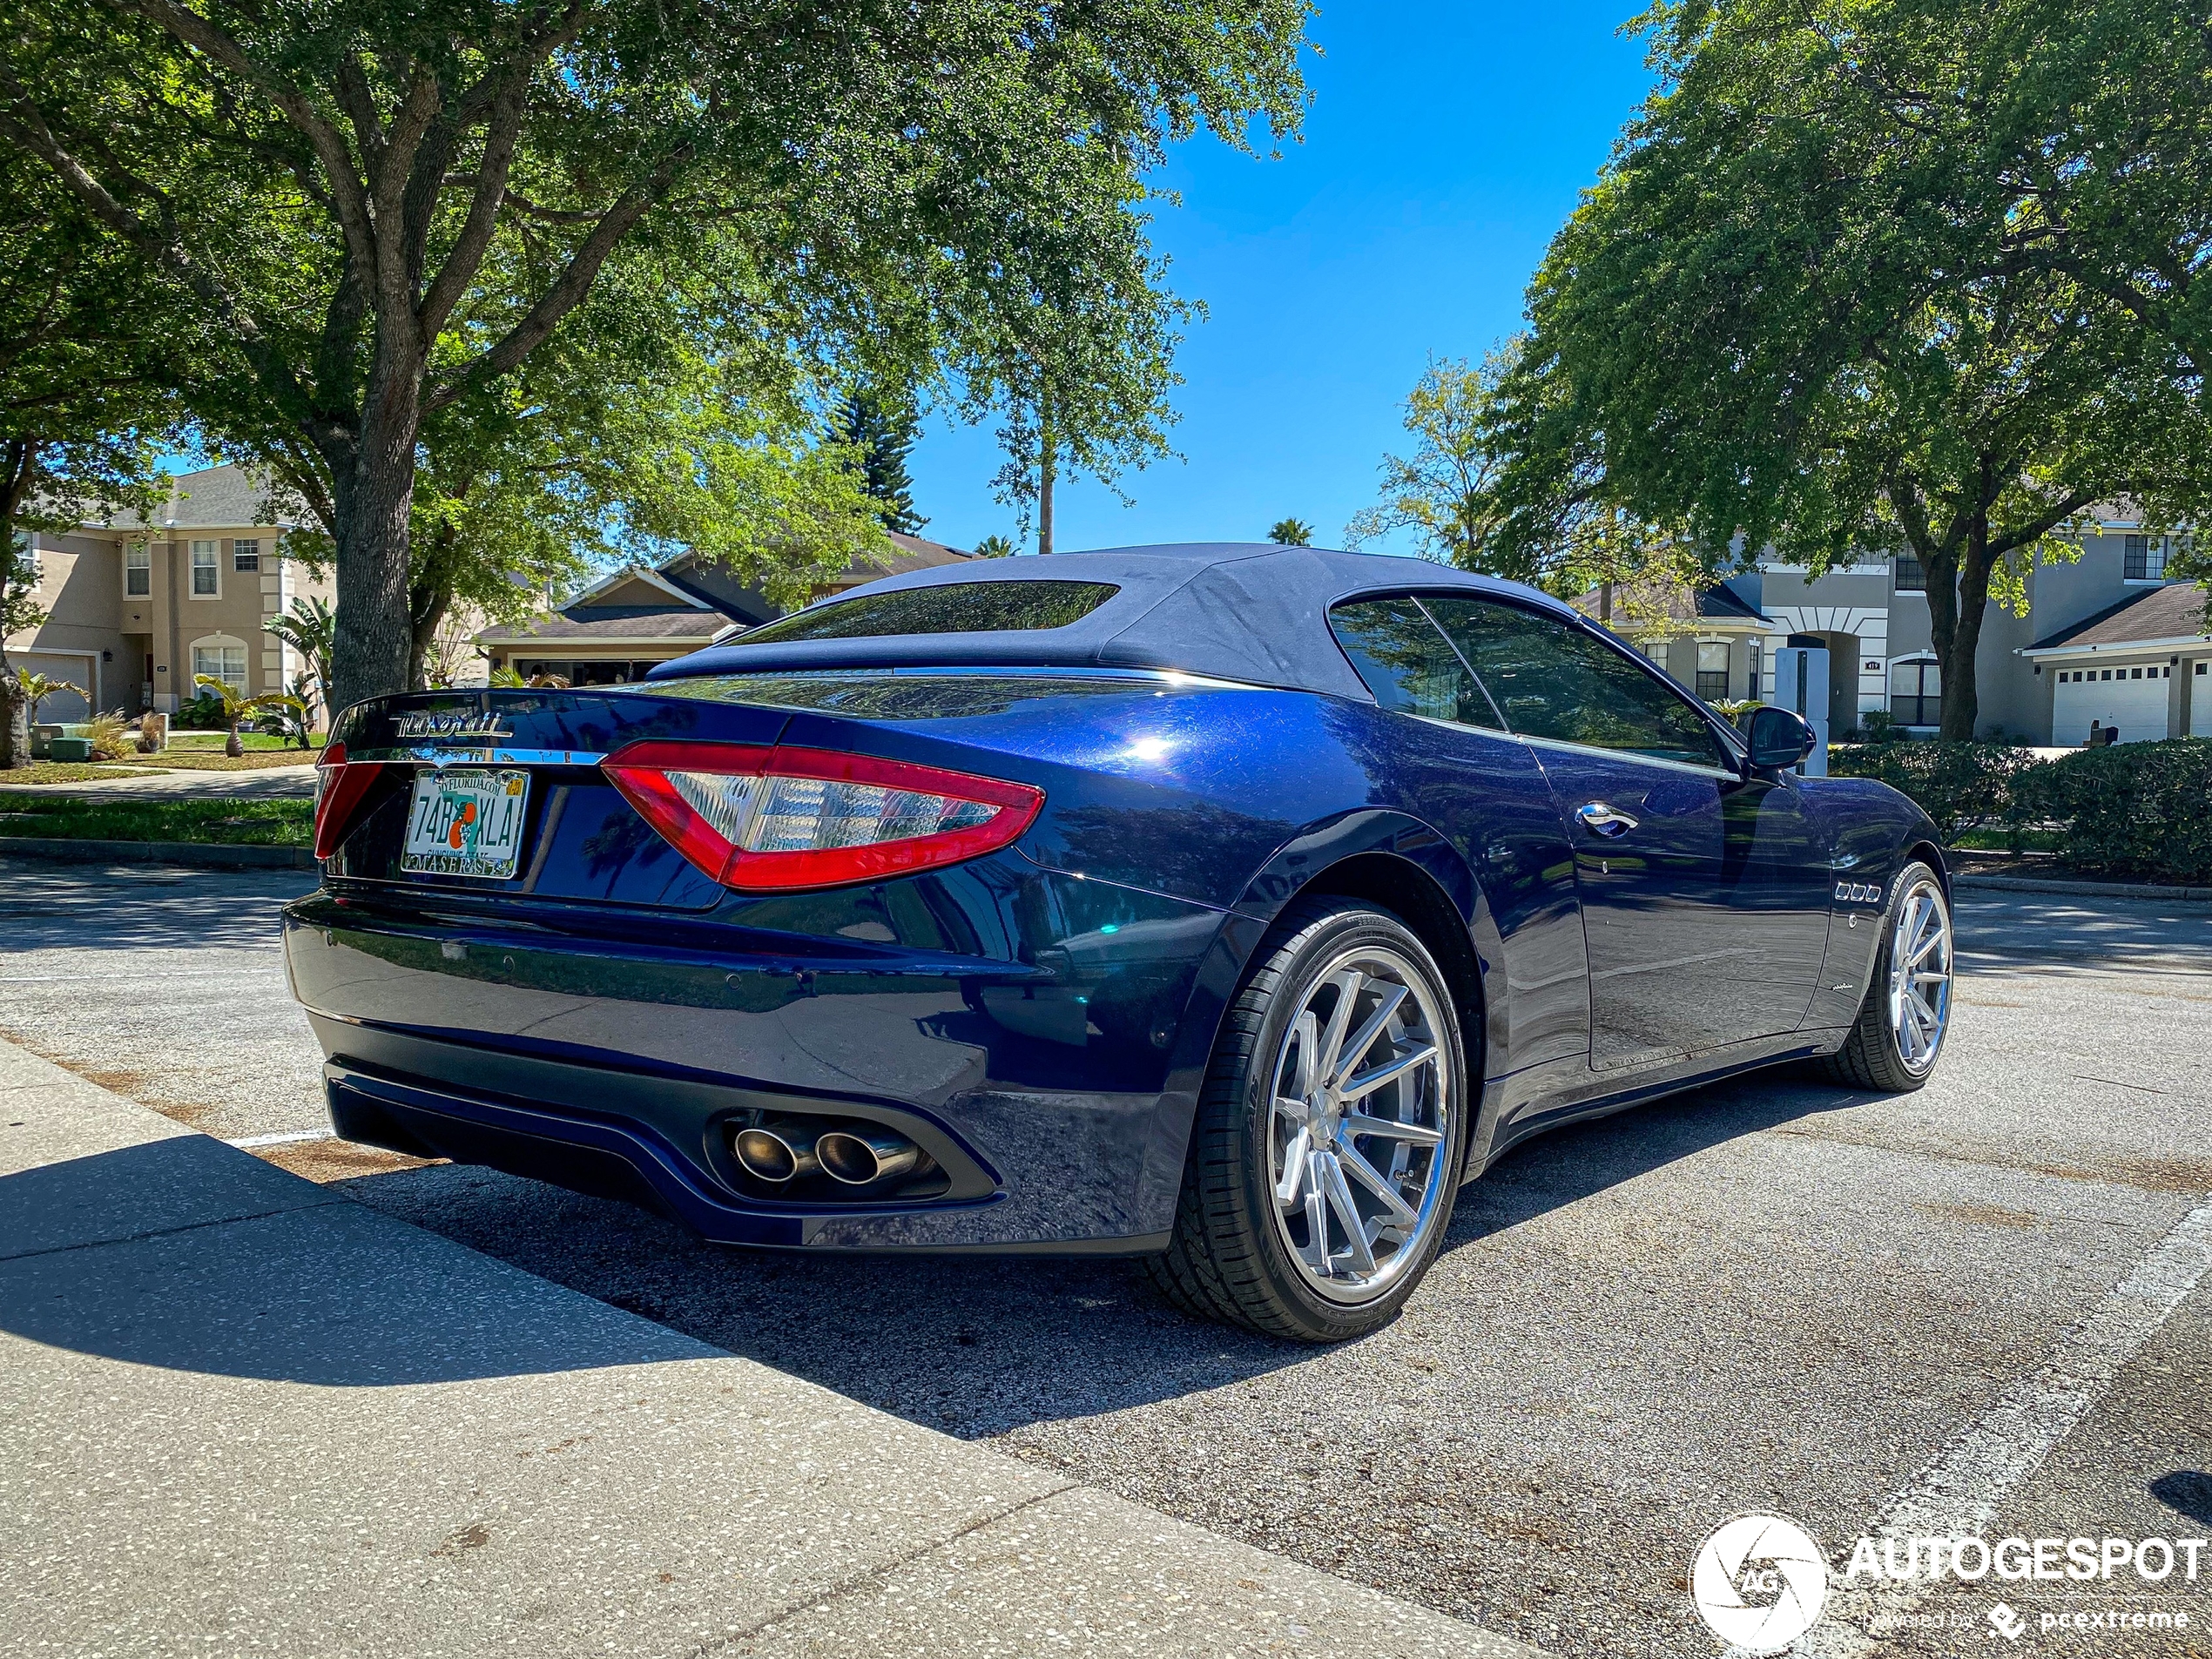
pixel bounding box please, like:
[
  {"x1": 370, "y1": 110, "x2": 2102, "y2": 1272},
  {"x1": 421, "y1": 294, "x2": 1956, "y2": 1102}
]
[{"x1": 287, "y1": 543, "x2": 1952, "y2": 1340}]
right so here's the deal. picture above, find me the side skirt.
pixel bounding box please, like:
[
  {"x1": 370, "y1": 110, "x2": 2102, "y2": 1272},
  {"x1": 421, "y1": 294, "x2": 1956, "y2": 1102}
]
[{"x1": 1470, "y1": 1027, "x2": 1853, "y2": 1175}]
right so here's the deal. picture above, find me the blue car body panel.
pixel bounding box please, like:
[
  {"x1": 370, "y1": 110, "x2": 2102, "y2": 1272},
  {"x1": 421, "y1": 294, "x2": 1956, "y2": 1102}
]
[{"x1": 286, "y1": 550, "x2": 1945, "y2": 1255}]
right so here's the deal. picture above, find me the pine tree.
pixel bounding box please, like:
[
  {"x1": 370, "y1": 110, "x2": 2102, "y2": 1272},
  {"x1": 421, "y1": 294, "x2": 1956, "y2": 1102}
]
[{"x1": 831, "y1": 392, "x2": 926, "y2": 535}]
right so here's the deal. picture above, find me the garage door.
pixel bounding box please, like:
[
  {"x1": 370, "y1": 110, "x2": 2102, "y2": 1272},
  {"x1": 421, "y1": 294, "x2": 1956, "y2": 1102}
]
[
  {"x1": 13, "y1": 652, "x2": 94, "y2": 722},
  {"x1": 2051, "y1": 664, "x2": 2170, "y2": 745}
]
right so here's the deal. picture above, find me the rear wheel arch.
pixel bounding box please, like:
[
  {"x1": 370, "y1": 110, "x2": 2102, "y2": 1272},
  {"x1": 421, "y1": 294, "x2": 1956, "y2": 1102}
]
[
  {"x1": 1143, "y1": 817, "x2": 1502, "y2": 1231},
  {"x1": 1294, "y1": 852, "x2": 1486, "y2": 1063}
]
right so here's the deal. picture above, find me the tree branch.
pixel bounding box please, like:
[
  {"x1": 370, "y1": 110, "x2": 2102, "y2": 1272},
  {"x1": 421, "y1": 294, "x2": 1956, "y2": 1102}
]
[
  {"x1": 0, "y1": 83, "x2": 334, "y2": 448},
  {"x1": 107, "y1": 0, "x2": 377, "y2": 269},
  {"x1": 419, "y1": 75, "x2": 529, "y2": 337},
  {"x1": 423, "y1": 144, "x2": 692, "y2": 413}
]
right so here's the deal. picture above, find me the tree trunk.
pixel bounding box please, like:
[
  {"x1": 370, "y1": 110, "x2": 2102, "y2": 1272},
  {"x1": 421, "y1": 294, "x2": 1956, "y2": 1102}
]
[
  {"x1": 0, "y1": 440, "x2": 35, "y2": 768},
  {"x1": 0, "y1": 671, "x2": 25, "y2": 771},
  {"x1": 1936, "y1": 508, "x2": 1996, "y2": 743},
  {"x1": 408, "y1": 574, "x2": 453, "y2": 692},
  {"x1": 225, "y1": 720, "x2": 244, "y2": 759},
  {"x1": 406, "y1": 516, "x2": 465, "y2": 691},
  {"x1": 1036, "y1": 393, "x2": 1055, "y2": 556},
  {"x1": 327, "y1": 347, "x2": 426, "y2": 713}
]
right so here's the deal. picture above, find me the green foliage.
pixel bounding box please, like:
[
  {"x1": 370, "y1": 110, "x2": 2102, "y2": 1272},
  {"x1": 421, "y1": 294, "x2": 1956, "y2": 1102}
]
[
  {"x1": 2018, "y1": 740, "x2": 2212, "y2": 884},
  {"x1": 262, "y1": 596, "x2": 335, "y2": 725},
  {"x1": 1831, "y1": 736, "x2": 2212, "y2": 881},
  {"x1": 190, "y1": 673, "x2": 305, "y2": 756},
  {"x1": 1345, "y1": 349, "x2": 1518, "y2": 571},
  {"x1": 0, "y1": 789, "x2": 312, "y2": 848},
  {"x1": 4, "y1": 0, "x2": 1312, "y2": 705},
  {"x1": 970, "y1": 535, "x2": 1019, "y2": 560},
  {"x1": 489, "y1": 665, "x2": 569, "y2": 690},
  {"x1": 14, "y1": 669, "x2": 84, "y2": 722},
  {"x1": 1492, "y1": 2, "x2": 2212, "y2": 739},
  {"x1": 0, "y1": 137, "x2": 178, "y2": 765},
  {"x1": 1267, "y1": 517, "x2": 1313, "y2": 546},
  {"x1": 830, "y1": 392, "x2": 925, "y2": 536},
  {"x1": 1826, "y1": 741, "x2": 2048, "y2": 847}
]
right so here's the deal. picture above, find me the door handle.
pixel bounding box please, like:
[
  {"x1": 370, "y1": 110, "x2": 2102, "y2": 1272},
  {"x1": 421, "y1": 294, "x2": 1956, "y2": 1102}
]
[{"x1": 1575, "y1": 801, "x2": 1638, "y2": 838}]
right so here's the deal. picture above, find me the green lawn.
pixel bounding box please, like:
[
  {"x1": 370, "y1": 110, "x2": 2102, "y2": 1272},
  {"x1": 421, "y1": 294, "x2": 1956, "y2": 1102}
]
[
  {"x1": 0, "y1": 791, "x2": 314, "y2": 847},
  {"x1": 165, "y1": 731, "x2": 326, "y2": 752}
]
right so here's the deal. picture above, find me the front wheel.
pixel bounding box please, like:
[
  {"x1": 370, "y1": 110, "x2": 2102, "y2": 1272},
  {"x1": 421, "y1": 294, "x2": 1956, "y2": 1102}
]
[
  {"x1": 1143, "y1": 900, "x2": 1469, "y2": 1342},
  {"x1": 1819, "y1": 860, "x2": 1953, "y2": 1092}
]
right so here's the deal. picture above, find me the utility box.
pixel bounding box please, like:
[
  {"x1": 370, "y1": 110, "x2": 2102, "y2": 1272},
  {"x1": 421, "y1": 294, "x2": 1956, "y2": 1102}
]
[{"x1": 1770, "y1": 645, "x2": 1830, "y2": 777}]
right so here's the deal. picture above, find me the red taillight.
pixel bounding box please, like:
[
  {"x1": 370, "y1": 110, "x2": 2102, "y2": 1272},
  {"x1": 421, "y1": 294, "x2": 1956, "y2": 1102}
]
[
  {"x1": 600, "y1": 740, "x2": 1044, "y2": 892},
  {"x1": 313, "y1": 741, "x2": 387, "y2": 861}
]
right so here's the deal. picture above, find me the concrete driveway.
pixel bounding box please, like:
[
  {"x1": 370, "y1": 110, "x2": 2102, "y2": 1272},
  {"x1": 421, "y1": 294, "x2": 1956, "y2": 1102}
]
[{"x1": 3, "y1": 858, "x2": 2207, "y2": 1656}]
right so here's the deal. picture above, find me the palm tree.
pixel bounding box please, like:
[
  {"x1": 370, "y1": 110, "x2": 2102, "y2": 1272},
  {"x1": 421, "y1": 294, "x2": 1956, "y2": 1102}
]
[
  {"x1": 971, "y1": 534, "x2": 1018, "y2": 558},
  {"x1": 15, "y1": 669, "x2": 85, "y2": 723},
  {"x1": 489, "y1": 665, "x2": 570, "y2": 689},
  {"x1": 262, "y1": 597, "x2": 335, "y2": 731},
  {"x1": 191, "y1": 674, "x2": 306, "y2": 758},
  {"x1": 1268, "y1": 517, "x2": 1314, "y2": 546}
]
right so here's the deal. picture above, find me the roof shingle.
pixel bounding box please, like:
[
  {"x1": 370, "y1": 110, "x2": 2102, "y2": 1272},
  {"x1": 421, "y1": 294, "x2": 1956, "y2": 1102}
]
[{"x1": 2027, "y1": 583, "x2": 2210, "y2": 652}]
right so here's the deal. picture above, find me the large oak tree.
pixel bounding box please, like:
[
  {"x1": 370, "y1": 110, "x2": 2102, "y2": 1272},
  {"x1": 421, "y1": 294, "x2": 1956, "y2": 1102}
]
[
  {"x1": 3, "y1": 0, "x2": 1308, "y2": 707},
  {"x1": 1487, "y1": 0, "x2": 2212, "y2": 738}
]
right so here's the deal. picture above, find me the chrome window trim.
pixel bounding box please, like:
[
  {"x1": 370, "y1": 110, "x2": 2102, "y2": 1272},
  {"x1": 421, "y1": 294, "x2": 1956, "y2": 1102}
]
[
  {"x1": 1374, "y1": 589, "x2": 1743, "y2": 775},
  {"x1": 1512, "y1": 730, "x2": 1742, "y2": 783}
]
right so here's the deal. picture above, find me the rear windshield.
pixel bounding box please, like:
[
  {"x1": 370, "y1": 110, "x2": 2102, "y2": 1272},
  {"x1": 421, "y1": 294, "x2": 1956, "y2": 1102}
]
[{"x1": 736, "y1": 580, "x2": 1120, "y2": 643}]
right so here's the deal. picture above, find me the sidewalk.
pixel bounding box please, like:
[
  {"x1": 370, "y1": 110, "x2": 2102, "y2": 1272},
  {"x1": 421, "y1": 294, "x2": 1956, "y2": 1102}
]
[
  {"x1": 3, "y1": 762, "x2": 319, "y2": 799},
  {"x1": 0, "y1": 1037, "x2": 1538, "y2": 1659}
]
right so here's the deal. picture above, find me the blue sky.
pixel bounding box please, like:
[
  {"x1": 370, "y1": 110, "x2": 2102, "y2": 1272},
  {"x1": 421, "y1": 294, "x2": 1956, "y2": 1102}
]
[{"x1": 910, "y1": 2, "x2": 1657, "y2": 558}]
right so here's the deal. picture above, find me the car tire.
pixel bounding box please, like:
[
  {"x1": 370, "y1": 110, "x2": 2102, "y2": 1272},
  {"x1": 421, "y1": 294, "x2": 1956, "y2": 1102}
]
[
  {"x1": 1818, "y1": 860, "x2": 1953, "y2": 1093},
  {"x1": 1143, "y1": 898, "x2": 1469, "y2": 1343}
]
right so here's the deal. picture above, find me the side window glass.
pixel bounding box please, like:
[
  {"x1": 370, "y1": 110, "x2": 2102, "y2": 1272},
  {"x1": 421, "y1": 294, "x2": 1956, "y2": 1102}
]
[
  {"x1": 1423, "y1": 597, "x2": 1726, "y2": 768},
  {"x1": 1328, "y1": 597, "x2": 1501, "y2": 730}
]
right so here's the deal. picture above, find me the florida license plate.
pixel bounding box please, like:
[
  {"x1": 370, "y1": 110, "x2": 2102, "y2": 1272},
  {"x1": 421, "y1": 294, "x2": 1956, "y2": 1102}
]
[{"x1": 400, "y1": 767, "x2": 530, "y2": 880}]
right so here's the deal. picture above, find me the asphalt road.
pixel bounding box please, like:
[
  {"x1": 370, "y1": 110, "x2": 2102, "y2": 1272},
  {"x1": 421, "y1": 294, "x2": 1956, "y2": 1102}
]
[{"x1": 3, "y1": 854, "x2": 2208, "y2": 1656}]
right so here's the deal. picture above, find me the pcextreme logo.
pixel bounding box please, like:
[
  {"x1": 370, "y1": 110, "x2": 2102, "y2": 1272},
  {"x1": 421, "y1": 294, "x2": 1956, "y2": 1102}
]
[{"x1": 1690, "y1": 1515, "x2": 1830, "y2": 1654}]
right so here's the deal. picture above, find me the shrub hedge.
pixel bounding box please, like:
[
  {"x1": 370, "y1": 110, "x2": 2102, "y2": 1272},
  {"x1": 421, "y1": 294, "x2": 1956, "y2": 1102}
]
[
  {"x1": 1829, "y1": 738, "x2": 2212, "y2": 883},
  {"x1": 1824, "y1": 741, "x2": 2047, "y2": 846},
  {"x1": 2019, "y1": 740, "x2": 2212, "y2": 884}
]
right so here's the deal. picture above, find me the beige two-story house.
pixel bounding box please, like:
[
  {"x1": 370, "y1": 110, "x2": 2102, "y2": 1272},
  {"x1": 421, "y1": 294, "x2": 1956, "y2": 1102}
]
[{"x1": 7, "y1": 464, "x2": 335, "y2": 722}]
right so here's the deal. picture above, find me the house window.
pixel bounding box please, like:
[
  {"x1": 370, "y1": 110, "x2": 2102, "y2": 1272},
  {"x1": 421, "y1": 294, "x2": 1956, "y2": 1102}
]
[
  {"x1": 233, "y1": 538, "x2": 260, "y2": 573},
  {"x1": 192, "y1": 644, "x2": 247, "y2": 693},
  {"x1": 1894, "y1": 555, "x2": 1926, "y2": 593},
  {"x1": 1696, "y1": 641, "x2": 1731, "y2": 701},
  {"x1": 190, "y1": 539, "x2": 219, "y2": 596},
  {"x1": 125, "y1": 542, "x2": 151, "y2": 596},
  {"x1": 1892, "y1": 658, "x2": 1940, "y2": 726},
  {"x1": 2124, "y1": 534, "x2": 2168, "y2": 582}
]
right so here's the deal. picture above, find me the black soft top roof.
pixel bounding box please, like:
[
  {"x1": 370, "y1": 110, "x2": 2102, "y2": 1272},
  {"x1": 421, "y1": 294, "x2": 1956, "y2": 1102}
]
[{"x1": 651, "y1": 543, "x2": 1580, "y2": 703}]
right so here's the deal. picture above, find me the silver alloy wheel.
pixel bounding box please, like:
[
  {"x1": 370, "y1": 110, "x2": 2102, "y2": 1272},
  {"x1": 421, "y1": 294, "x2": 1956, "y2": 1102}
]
[
  {"x1": 1264, "y1": 946, "x2": 1453, "y2": 1305},
  {"x1": 1886, "y1": 876, "x2": 1953, "y2": 1075}
]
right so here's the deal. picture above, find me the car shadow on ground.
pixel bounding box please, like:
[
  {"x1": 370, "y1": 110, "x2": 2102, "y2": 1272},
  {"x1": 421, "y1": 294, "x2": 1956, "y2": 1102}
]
[{"x1": 334, "y1": 1066, "x2": 1855, "y2": 1436}]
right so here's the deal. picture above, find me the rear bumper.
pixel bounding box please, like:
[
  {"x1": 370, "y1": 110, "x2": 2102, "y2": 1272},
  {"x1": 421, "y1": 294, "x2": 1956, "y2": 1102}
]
[{"x1": 285, "y1": 880, "x2": 1243, "y2": 1251}]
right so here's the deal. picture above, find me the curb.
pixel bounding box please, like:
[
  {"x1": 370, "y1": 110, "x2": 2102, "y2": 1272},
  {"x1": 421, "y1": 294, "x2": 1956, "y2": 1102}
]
[
  {"x1": 0, "y1": 835, "x2": 316, "y2": 871},
  {"x1": 1952, "y1": 872, "x2": 2212, "y2": 904}
]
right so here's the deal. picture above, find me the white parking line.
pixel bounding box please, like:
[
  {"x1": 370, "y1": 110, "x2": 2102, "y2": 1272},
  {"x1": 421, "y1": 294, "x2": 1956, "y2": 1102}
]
[
  {"x1": 225, "y1": 1129, "x2": 335, "y2": 1149},
  {"x1": 1801, "y1": 1193, "x2": 2212, "y2": 1656}
]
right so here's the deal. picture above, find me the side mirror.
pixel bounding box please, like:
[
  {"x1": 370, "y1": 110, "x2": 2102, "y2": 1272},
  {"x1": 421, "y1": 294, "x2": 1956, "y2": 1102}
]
[{"x1": 1743, "y1": 705, "x2": 1817, "y2": 771}]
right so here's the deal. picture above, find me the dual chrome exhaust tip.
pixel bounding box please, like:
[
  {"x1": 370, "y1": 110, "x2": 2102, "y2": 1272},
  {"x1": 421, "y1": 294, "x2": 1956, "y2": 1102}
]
[{"x1": 732, "y1": 1119, "x2": 924, "y2": 1188}]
